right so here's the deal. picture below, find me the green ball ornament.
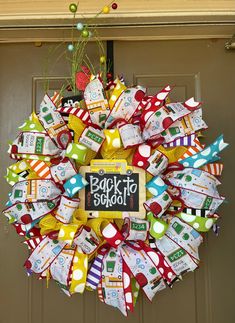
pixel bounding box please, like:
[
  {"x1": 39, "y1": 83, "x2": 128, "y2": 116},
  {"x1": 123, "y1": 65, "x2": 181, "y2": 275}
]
[
  {"x1": 81, "y1": 30, "x2": 89, "y2": 38},
  {"x1": 76, "y1": 22, "x2": 84, "y2": 31},
  {"x1": 69, "y1": 3, "x2": 77, "y2": 13}
]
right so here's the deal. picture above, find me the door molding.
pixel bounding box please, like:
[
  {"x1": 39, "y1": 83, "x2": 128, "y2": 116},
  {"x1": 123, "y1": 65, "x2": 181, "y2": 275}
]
[
  {"x1": 0, "y1": 1, "x2": 234, "y2": 42},
  {"x1": 1, "y1": 23, "x2": 234, "y2": 43}
]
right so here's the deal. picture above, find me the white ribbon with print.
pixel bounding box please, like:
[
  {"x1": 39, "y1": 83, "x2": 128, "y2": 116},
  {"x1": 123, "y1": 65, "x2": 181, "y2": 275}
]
[
  {"x1": 50, "y1": 248, "x2": 75, "y2": 288},
  {"x1": 73, "y1": 226, "x2": 100, "y2": 255},
  {"x1": 166, "y1": 168, "x2": 222, "y2": 199},
  {"x1": 84, "y1": 77, "x2": 110, "y2": 127},
  {"x1": 154, "y1": 227, "x2": 199, "y2": 276},
  {"x1": 9, "y1": 180, "x2": 61, "y2": 204},
  {"x1": 161, "y1": 109, "x2": 207, "y2": 143},
  {"x1": 101, "y1": 248, "x2": 127, "y2": 316},
  {"x1": 11, "y1": 132, "x2": 61, "y2": 157},
  {"x1": 142, "y1": 102, "x2": 201, "y2": 141},
  {"x1": 147, "y1": 150, "x2": 168, "y2": 176},
  {"x1": 120, "y1": 242, "x2": 165, "y2": 301},
  {"x1": 144, "y1": 190, "x2": 172, "y2": 218},
  {"x1": 123, "y1": 218, "x2": 149, "y2": 241},
  {"x1": 105, "y1": 86, "x2": 146, "y2": 128},
  {"x1": 79, "y1": 126, "x2": 105, "y2": 152},
  {"x1": 3, "y1": 198, "x2": 59, "y2": 224},
  {"x1": 166, "y1": 217, "x2": 203, "y2": 260},
  {"x1": 180, "y1": 188, "x2": 224, "y2": 214},
  {"x1": 50, "y1": 158, "x2": 77, "y2": 184},
  {"x1": 25, "y1": 236, "x2": 66, "y2": 274},
  {"x1": 118, "y1": 124, "x2": 143, "y2": 148},
  {"x1": 38, "y1": 94, "x2": 71, "y2": 149},
  {"x1": 55, "y1": 195, "x2": 79, "y2": 223}
]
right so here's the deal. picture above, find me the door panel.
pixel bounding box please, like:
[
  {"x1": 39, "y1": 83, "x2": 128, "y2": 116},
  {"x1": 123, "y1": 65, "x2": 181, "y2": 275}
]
[
  {"x1": 114, "y1": 39, "x2": 235, "y2": 323},
  {"x1": 0, "y1": 39, "x2": 234, "y2": 323}
]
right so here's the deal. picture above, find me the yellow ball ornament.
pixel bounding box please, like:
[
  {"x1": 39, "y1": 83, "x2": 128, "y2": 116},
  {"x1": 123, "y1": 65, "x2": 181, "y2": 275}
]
[
  {"x1": 100, "y1": 56, "x2": 106, "y2": 64},
  {"x1": 102, "y1": 6, "x2": 110, "y2": 14}
]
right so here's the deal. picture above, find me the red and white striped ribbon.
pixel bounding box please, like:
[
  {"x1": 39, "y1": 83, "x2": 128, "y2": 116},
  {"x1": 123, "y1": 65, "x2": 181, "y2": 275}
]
[{"x1": 57, "y1": 106, "x2": 91, "y2": 125}]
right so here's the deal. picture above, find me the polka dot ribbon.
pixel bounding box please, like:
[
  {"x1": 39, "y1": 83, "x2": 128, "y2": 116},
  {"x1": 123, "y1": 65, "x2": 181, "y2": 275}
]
[{"x1": 97, "y1": 219, "x2": 176, "y2": 316}]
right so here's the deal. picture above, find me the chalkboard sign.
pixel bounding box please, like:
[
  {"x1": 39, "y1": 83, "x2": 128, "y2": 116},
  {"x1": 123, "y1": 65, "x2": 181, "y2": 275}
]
[
  {"x1": 61, "y1": 95, "x2": 83, "y2": 108},
  {"x1": 85, "y1": 173, "x2": 139, "y2": 212},
  {"x1": 79, "y1": 162, "x2": 146, "y2": 219}
]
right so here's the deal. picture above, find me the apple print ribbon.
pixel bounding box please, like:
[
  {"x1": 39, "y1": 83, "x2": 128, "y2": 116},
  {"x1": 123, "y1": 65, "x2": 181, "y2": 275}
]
[
  {"x1": 22, "y1": 221, "x2": 102, "y2": 296},
  {"x1": 141, "y1": 96, "x2": 201, "y2": 141},
  {"x1": 7, "y1": 81, "x2": 209, "y2": 166},
  {"x1": 38, "y1": 94, "x2": 72, "y2": 149},
  {"x1": 149, "y1": 216, "x2": 204, "y2": 276},
  {"x1": 89, "y1": 215, "x2": 204, "y2": 315},
  {"x1": 82, "y1": 78, "x2": 207, "y2": 147},
  {"x1": 87, "y1": 218, "x2": 176, "y2": 316}
]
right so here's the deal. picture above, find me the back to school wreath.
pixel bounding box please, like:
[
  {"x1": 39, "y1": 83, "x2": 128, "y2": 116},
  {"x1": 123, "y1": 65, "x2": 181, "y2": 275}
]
[{"x1": 3, "y1": 2, "x2": 228, "y2": 317}]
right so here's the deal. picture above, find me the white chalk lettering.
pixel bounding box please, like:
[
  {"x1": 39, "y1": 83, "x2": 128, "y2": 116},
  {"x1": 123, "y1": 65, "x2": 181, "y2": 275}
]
[{"x1": 88, "y1": 174, "x2": 138, "y2": 208}]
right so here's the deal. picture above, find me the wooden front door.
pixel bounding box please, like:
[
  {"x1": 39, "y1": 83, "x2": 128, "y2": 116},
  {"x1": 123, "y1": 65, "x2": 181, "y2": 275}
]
[{"x1": 0, "y1": 38, "x2": 234, "y2": 323}]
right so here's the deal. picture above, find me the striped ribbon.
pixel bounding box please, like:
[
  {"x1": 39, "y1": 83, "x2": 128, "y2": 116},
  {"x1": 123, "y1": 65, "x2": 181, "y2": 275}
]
[
  {"x1": 23, "y1": 236, "x2": 45, "y2": 250},
  {"x1": 27, "y1": 159, "x2": 51, "y2": 179},
  {"x1": 213, "y1": 224, "x2": 220, "y2": 236},
  {"x1": 201, "y1": 163, "x2": 223, "y2": 176},
  {"x1": 86, "y1": 246, "x2": 108, "y2": 290},
  {"x1": 178, "y1": 138, "x2": 204, "y2": 161},
  {"x1": 58, "y1": 107, "x2": 91, "y2": 125},
  {"x1": 168, "y1": 206, "x2": 210, "y2": 217},
  {"x1": 163, "y1": 134, "x2": 197, "y2": 148}
]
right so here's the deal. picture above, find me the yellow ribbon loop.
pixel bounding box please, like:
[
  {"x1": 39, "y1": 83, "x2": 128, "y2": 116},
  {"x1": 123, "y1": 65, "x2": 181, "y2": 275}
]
[
  {"x1": 158, "y1": 145, "x2": 187, "y2": 163},
  {"x1": 108, "y1": 79, "x2": 127, "y2": 109},
  {"x1": 39, "y1": 209, "x2": 88, "y2": 237},
  {"x1": 68, "y1": 114, "x2": 86, "y2": 138},
  {"x1": 58, "y1": 223, "x2": 80, "y2": 244},
  {"x1": 72, "y1": 208, "x2": 88, "y2": 224},
  {"x1": 101, "y1": 128, "x2": 134, "y2": 160},
  {"x1": 39, "y1": 214, "x2": 62, "y2": 235},
  {"x1": 70, "y1": 250, "x2": 88, "y2": 294},
  {"x1": 87, "y1": 218, "x2": 110, "y2": 237}
]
